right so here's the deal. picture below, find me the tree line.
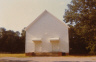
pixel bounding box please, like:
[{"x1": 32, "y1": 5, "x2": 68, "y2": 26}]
[{"x1": 0, "y1": 28, "x2": 25, "y2": 53}]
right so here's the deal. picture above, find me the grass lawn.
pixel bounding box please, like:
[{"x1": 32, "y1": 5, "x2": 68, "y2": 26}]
[{"x1": 0, "y1": 53, "x2": 26, "y2": 58}]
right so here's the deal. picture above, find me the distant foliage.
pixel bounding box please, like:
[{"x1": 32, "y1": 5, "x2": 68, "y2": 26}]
[
  {"x1": 64, "y1": 0, "x2": 96, "y2": 55},
  {"x1": 0, "y1": 27, "x2": 25, "y2": 53}
]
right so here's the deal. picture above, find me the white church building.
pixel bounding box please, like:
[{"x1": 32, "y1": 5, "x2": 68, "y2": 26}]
[{"x1": 25, "y1": 10, "x2": 69, "y2": 56}]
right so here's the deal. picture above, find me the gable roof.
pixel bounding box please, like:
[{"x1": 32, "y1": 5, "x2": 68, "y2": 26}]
[{"x1": 25, "y1": 10, "x2": 69, "y2": 31}]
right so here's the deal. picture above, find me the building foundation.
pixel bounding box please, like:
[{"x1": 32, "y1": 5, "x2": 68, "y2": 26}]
[{"x1": 26, "y1": 52, "x2": 69, "y2": 56}]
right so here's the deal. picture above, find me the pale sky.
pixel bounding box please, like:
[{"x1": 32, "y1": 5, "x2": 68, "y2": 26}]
[{"x1": 0, "y1": 0, "x2": 71, "y2": 32}]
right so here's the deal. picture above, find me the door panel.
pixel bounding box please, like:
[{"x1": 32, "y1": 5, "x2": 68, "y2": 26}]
[
  {"x1": 52, "y1": 42, "x2": 59, "y2": 52},
  {"x1": 35, "y1": 42, "x2": 41, "y2": 52}
]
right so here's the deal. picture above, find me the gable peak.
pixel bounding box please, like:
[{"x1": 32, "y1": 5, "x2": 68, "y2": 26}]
[
  {"x1": 25, "y1": 10, "x2": 69, "y2": 31},
  {"x1": 43, "y1": 10, "x2": 49, "y2": 13}
]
